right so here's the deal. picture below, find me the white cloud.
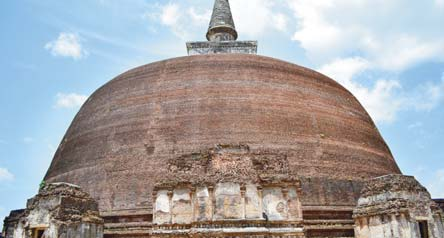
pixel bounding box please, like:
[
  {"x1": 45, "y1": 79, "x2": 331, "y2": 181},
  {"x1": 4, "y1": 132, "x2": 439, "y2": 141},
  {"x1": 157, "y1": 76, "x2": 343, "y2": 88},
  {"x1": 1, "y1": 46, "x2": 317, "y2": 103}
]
[
  {"x1": 289, "y1": 0, "x2": 444, "y2": 123},
  {"x1": 188, "y1": 7, "x2": 211, "y2": 25},
  {"x1": 0, "y1": 168, "x2": 14, "y2": 182},
  {"x1": 151, "y1": 0, "x2": 286, "y2": 40},
  {"x1": 155, "y1": 3, "x2": 210, "y2": 40},
  {"x1": 45, "y1": 33, "x2": 88, "y2": 60},
  {"x1": 230, "y1": 0, "x2": 288, "y2": 37},
  {"x1": 319, "y1": 57, "x2": 403, "y2": 123},
  {"x1": 408, "y1": 79, "x2": 444, "y2": 111},
  {"x1": 437, "y1": 0, "x2": 444, "y2": 7},
  {"x1": 54, "y1": 93, "x2": 88, "y2": 109},
  {"x1": 320, "y1": 58, "x2": 444, "y2": 123},
  {"x1": 287, "y1": 0, "x2": 444, "y2": 69},
  {"x1": 376, "y1": 36, "x2": 444, "y2": 71},
  {"x1": 161, "y1": 3, "x2": 180, "y2": 26}
]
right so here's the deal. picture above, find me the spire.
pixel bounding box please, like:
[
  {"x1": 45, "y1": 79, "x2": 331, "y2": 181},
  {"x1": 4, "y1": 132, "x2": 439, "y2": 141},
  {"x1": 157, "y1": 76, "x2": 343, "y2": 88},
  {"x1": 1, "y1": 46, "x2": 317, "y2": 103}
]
[
  {"x1": 186, "y1": 0, "x2": 257, "y2": 55},
  {"x1": 206, "y1": 0, "x2": 238, "y2": 41}
]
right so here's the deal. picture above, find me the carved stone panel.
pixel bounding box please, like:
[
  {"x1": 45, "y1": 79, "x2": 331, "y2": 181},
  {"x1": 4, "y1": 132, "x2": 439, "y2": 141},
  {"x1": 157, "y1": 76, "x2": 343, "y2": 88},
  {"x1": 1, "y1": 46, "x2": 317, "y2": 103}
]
[
  {"x1": 214, "y1": 183, "x2": 243, "y2": 220},
  {"x1": 263, "y1": 187, "x2": 288, "y2": 221},
  {"x1": 171, "y1": 188, "x2": 193, "y2": 224},
  {"x1": 154, "y1": 190, "x2": 171, "y2": 224},
  {"x1": 195, "y1": 186, "x2": 212, "y2": 221},
  {"x1": 245, "y1": 184, "x2": 262, "y2": 219}
]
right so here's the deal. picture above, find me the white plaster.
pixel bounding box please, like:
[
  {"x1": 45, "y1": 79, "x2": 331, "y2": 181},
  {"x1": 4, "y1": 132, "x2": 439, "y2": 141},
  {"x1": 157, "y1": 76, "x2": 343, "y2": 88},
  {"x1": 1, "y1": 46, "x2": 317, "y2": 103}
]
[
  {"x1": 155, "y1": 190, "x2": 170, "y2": 213},
  {"x1": 172, "y1": 188, "x2": 190, "y2": 202},
  {"x1": 215, "y1": 182, "x2": 240, "y2": 196},
  {"x1": 196, "y1": 186, "x2": 209, "y2": 198},
  {"x1": 262, "y1": 187, "x2": 287, "y2": 221}
]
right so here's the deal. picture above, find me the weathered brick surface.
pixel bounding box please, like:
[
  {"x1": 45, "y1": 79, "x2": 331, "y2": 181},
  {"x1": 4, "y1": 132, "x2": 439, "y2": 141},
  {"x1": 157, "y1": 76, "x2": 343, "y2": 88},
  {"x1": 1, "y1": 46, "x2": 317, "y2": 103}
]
[{"x1": 44, "y1": 54, "x2": 401, "y2": 216}]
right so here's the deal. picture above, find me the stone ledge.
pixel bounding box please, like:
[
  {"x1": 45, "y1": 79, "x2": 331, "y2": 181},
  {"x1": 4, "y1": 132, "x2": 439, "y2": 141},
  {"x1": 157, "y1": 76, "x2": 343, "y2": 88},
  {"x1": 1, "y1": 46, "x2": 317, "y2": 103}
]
[{"x1": 186, "y1": 41, "x2": 257, "y2": 55}]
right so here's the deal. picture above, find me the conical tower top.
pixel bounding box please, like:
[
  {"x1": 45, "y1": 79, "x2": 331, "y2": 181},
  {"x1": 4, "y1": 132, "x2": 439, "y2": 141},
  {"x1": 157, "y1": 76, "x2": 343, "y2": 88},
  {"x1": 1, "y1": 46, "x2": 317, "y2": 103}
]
[
  {"x1": 186, "y1": 0, "x2": 256, "y2": 55},
  {"x1": 206, "y1": 0, "x2": 238, "y2": 41}
]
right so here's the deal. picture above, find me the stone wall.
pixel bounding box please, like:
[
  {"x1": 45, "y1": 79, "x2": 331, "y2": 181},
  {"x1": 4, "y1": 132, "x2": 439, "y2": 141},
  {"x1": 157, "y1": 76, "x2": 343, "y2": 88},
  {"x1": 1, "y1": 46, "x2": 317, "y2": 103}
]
[
  {"x1": 353, "y1": 175, "x2": 444, "y2": 238},
  {"x1": 434, "y1": 199, "x2": 444, "y2": 223},
  {"x1": 152, "y1": 181, "x2": 303, "y2": 237},
  {"x1": 11, "y1": 183, "x2": 104, "y2": 238},
  {"x1": 3, "y1": 209, "x2": 25, "y2": 238}
]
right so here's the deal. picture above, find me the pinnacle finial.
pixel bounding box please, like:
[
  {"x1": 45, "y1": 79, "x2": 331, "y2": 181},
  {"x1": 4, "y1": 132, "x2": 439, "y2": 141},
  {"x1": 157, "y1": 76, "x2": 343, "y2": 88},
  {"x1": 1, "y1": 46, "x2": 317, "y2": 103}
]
[{"x1": 206, "y1": 0, "x2": 238, "y2": 42}]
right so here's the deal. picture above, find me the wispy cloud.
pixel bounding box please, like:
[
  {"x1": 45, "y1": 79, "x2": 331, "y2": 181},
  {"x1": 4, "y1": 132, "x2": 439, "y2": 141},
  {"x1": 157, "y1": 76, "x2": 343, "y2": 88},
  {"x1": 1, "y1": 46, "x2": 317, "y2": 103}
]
[
  {"x1": 149, "y1": 0, "x2": 287, "y2": 41},
  {"x1": 408, "y1": 78, "x2": 444, "y2": 111},
  {"x1": 23, "y1": 137, "x2": 34, "y2": 144},
  {"x1": 320, "y1": 59, "x2": 444, "y2": 124},
  {"x1": 45, "y1": 32, "x2": 88, "y2": 60},
  {"x1": 54, "y1": 93, "x2": 88, "y2": 109},
  {"x1": 153, "y1": 3, "x2": 210, "y2": 40},
  {"x1": 408, "y1": 122, "x2": 423, "y2": 130},
  {"x1": 0, "y1": 168, "x2": 14, "y2": 182},
  {"x1": 319, "y1": 57, "x2": 403, "y2": 123},
  {"x1": 230, "y1": 0, "x2": 288, "y2": 37},
  {"x1": 286, "y1": 0, "x2": 444, "y2": 123},
  {"x1": 287, "y1": 0, "x2": 444, "y2": 68}
]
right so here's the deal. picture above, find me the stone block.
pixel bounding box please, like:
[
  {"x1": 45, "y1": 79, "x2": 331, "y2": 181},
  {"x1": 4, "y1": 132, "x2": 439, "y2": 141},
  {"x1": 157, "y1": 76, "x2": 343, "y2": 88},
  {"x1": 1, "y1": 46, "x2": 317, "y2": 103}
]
[
  {"x1": 195, "y1": 186, "x2": 212, "y2": 221},
  {"x1": 263, "y1": 187, "x2": 287, "y2": 221},
  {"x1": 245, "y1": 184, "x2": 262, "y2": 219},
  {"x1": 214, "y1": 182, "x2": 243, "y2": 220},
  {"x1": 186, "y1": 41, "x2": 257, "y2": 55},
  {"x1": 154, "y1": 190, "x2": 171, "y2": 225},
  {"x1": 171, "y1": 188, "x2": 193, "y2": 224}
]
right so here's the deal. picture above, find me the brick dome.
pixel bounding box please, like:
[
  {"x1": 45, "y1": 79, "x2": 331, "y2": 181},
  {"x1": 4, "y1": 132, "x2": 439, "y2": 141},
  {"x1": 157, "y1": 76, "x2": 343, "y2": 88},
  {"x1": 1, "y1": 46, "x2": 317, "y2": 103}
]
[{"x1": 44, "y1": 54, "x2": 401, "y2": 214}]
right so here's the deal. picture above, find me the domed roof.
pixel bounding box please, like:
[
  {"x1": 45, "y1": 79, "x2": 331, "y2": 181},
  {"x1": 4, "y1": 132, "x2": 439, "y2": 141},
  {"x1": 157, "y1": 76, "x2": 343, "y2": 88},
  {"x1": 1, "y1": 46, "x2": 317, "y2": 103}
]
[{"x1": 44, "y1": 54, "x2": 401, "y2": 213}]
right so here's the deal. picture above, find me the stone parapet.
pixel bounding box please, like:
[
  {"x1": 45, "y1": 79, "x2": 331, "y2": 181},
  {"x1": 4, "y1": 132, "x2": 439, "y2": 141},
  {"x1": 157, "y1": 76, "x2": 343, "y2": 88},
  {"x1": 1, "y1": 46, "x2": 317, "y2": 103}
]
[
  {"x1": 353, "y1": 174, "x2": 444, "y2": 238},
  {"x1": 10, "y1": 183, "x2": 104, "y2": 238},
  {"x1": 2, "y1": 209, "x2": 25, "y2": 238}
]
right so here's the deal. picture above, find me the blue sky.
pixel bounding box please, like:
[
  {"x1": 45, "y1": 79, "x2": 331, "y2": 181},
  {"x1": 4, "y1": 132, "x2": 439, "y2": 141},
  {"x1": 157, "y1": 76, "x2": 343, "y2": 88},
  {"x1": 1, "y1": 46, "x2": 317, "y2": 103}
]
[{"x1": 1, "y1": 0, "x2": 444, "y2": 220}]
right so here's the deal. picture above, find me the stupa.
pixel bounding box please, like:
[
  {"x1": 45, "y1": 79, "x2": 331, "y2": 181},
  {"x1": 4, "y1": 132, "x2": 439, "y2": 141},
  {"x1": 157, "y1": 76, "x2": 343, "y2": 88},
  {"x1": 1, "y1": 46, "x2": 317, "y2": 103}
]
[{"x1": 3, "y1": 1, "x2": 443, "y2": 237}]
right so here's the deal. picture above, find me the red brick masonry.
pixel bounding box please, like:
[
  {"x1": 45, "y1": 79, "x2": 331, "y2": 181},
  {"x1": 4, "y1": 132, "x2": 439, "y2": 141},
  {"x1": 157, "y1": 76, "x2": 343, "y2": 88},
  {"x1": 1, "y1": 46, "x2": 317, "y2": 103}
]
[{"x1": 44, "y1": 54, "x2": 401, "y2": 215}]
